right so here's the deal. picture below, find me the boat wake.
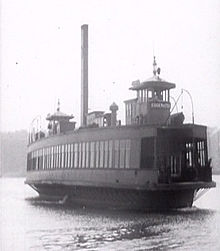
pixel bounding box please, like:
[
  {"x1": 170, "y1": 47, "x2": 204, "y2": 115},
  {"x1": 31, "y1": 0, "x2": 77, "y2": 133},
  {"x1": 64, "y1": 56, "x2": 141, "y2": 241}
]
[{"x1": 25, "y1": 195, "x2": 68, "y2": 205}]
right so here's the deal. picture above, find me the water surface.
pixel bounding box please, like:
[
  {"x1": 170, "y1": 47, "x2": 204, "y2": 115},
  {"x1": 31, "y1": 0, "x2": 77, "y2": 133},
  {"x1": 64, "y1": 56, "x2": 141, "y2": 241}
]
[{"x1": 0, "y1": 176, "x2": 219, "y2": 250}]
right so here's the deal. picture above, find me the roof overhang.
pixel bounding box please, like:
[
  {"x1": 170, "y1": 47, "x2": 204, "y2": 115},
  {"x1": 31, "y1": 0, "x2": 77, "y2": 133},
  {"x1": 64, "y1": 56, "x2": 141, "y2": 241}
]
[{"x1": 130, "y1": 80, "x2": 176, "y2": 91}]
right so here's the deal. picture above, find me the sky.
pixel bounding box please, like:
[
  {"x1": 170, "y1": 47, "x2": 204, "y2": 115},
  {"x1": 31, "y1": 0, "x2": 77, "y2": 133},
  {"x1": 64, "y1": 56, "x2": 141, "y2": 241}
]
[{"x1": 1, "y1": 0, "x2": 220, "y2": 132}]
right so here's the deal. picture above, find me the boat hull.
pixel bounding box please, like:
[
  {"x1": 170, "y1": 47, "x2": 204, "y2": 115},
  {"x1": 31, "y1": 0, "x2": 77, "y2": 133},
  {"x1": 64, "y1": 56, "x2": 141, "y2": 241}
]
[{"x1": 28, "y1": 182, "x2": 198, "y2": 211}]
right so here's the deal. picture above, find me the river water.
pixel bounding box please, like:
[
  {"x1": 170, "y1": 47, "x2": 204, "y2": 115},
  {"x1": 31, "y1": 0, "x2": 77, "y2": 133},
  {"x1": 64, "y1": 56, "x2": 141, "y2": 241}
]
[{"x1": 0, "y1": 176, "x2": 220, "y2": 251}]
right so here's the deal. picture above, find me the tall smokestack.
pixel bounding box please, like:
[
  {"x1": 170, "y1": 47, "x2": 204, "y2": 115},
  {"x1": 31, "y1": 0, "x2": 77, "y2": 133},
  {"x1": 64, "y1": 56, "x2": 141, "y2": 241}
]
[{"x1": 81, "y1": 24, "x2": 88, "y2": 126}]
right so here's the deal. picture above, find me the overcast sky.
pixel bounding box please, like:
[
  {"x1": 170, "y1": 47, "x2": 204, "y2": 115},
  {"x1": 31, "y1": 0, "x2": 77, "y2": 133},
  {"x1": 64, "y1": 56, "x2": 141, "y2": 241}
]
[{"x1": 1, "y1": 0, "x2": 220, "y2": 132}]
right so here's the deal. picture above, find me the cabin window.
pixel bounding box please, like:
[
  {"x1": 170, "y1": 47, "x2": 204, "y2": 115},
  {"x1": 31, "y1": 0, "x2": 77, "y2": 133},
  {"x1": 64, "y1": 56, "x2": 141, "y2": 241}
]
[
  {"x1": 51, "y1": 146, "x2": 53, "y2": 169},
  {"x1": 43, "y1": 148, "x2": 46, "y2": 170},
  {"x1": 56, "y1": 145, "x2": 59, "y2": 168},
  {"x1": 37, "y1": 149, "x2": 40, "y2": 170},
  {"x1": 90, "y1": 142, "x2": 95, "y2": 168},
  {"x1": 66, "y1": 144, "x2": 69, "y2": 168},
  {"x1": 140, "y1": 137, "x2": 155, "y2": 169},
  {"x1": 64, "y1": 144, "x2": 67, "y2": 168},
  {"x1": 45, "y1": 148, "x2": 47, "y2": 169},
  {"x1": 48, "y1": 147, "x2": 51, "y2": 169},
  {"x1": 27, "y1": 153, "x2": 30, "y2": 171},
  {"x1": 54, "y1": 146, "x2": 57, "y2": 168},
  {"x1": 120, "y1": 140, "x2": 126, "y2": 168},
  {"x1": 41, "y1": 148, "x2": 44, "y2": 170},
  {"x1": 70, "y1": 144, "x2": 74, "y2": 168},
  {"x1": 56, "y1": 145, "x2": 59, "y2": 169},
  {"x1": 31, "y1": 152, "x2": 34, "y2": 170},
  {"x1": 47, "y1": 148, "x2": 49, "y2": 169},
  {"x1": 104, "y1": 141, "x2": 108, "y2": 168},
  {"x1": 154, "y1": 90, "x2": 163, "y2": 101},
  {"x1": 43, "y1": 149, "x2": 46, "y2": 169},
  {"x1": 99, "y1": 141, "x2": 104, "y2": 168},
  {"x1": 96, "y1": 141, "x2": 100, "y2": 168},
  {"x1": 148, "y1": 90, "x2": 153, "y2": 99},
  {"x1": 196, "y1": 140, "x2": 206, "y2": 166},
  {"x1": 47, "y1": 148, "x2": 50, "y2": 169},
  {"x1": 81, "y1": 142, "x2": 85, "y2": 168},
  {"x1": 35, "y1": 151, "x2": 38, "y2": 170},
  {"x1": 86, "y1": 142, "x2": 90, "y2": 168},
  {"x1": 49, "y1": 147, "x2": 51, "y2": 169},
  {"x1": 69, "y1": 144, "x2": 71, "y2": 168},
  {"x1": 53, "y1": 147, "x2": 55, "y2": 169},
  {"x1": 65, "y1": 144, "x2": 68, "y2": 168},
  {"x1": 41, "y1": 149, "x2": 44, "y2": 170},
  {"x1": 61, "y1": 145, "x2": 64, "y2": 168},
  {"x1": 125, "y1": 140, "x2": 131, "y2": 168},
  {"x1": 109, "y1": 140, "x2": 113, "y2": 168},
  {"x1": 50, "y1": 147, "x2": 53, "y2": 169},
  {"x1": 114, "y1": 140, "x2": 120, "y2": 168},
  {"x1": 33, "y1": 151, "x2": 36, "y2": 170},
  {"x1": 32, "y1": 151, "x2": 35, "y2": 170},
  {"x1": 48, "y1": 148, "x2": 50, "y2": 169},
  {"x1": 78, "y1": 143, "x2": 82, "y2": 168},
  {"x1": 50, "y1": 146, "x2": 53, "y2": 169},
  {"x1": 170, "y1": 155, "x2": 182, "y2": 177},
  {"x1": 186, "y1": 142, "x2": 193, "y2": 166},
  {"x1": 55, "y1": 146, "x2": 57, "y2": 169},
  {"x1": 74, "y1": 143, "x2": 78, "y2": 168},
  {"x1": 59, "y1": 145, "x2": 62, "y2": 168},
  {"x1": 36, "y1": 150, "x2": 39, "y2": 170},
  {"x1": 53, "y1": 146, "x2": 56, "y2": 169}
]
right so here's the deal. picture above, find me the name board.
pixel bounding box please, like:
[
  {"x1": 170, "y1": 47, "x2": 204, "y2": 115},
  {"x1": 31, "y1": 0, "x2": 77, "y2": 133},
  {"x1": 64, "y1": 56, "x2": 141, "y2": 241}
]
[{"x1": 151, "y1": 102, "x2": 171, "y2": 109}]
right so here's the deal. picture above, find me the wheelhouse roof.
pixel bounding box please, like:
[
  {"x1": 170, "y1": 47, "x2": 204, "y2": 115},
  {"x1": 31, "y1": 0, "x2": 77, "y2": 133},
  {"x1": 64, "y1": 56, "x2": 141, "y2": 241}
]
[
  {"x1": 130, "y1": 76, "x2": 176, "y2": 91},
  {"x1": 46, "y1": 111, "x2": 74, "y2": 121}
]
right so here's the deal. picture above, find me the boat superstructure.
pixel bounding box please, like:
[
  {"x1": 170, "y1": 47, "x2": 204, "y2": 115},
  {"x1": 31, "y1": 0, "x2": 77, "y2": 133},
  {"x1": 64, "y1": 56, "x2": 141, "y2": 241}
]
[{"x1": 25, "y1": 25, "x2": 216, "y2": 210}]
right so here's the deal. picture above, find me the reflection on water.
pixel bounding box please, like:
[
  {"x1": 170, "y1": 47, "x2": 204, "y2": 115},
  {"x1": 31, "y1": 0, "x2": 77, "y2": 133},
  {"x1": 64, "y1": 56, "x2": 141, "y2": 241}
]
[{"x1": 0, "y1": 177, "x2": 220, "y2": 251}]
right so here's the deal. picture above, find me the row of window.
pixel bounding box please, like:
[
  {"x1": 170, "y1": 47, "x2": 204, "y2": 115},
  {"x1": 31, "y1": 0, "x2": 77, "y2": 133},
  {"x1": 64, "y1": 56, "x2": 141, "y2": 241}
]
[
  {"x1": 137, "y1": 89, "x2": 170, "y2": 103},
  {"x1": 185, "y1": 141, "x2": 206, "y2": 167},
  {"x1": 27, "y1": 139, "x2": 131, "y2": 171}
]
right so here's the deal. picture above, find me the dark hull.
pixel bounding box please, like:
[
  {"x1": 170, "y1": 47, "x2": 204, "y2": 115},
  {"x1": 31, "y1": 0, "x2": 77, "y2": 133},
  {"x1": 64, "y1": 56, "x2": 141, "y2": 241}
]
[{"x1": 30, "y1": 183, "x2": 196, "y2": 211}]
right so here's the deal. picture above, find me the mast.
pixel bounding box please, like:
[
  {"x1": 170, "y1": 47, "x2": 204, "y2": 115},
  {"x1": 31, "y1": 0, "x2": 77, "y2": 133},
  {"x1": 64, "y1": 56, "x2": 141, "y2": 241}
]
[{"x1": 81, "y1": 24, "x2": 88, "y2": 126}]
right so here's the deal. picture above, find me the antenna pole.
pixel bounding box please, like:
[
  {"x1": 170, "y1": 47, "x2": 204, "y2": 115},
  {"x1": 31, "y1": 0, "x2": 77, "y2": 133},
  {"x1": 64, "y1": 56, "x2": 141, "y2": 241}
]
[{"x1": 182, "y1": 88, "x2": 194, "y2": 124}]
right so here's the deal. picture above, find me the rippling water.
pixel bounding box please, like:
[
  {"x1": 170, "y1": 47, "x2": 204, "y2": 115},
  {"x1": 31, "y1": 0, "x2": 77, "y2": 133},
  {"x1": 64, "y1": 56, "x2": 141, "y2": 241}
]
[{"x1": 0, "y1": 177, "x2": 220, "y2": 251}]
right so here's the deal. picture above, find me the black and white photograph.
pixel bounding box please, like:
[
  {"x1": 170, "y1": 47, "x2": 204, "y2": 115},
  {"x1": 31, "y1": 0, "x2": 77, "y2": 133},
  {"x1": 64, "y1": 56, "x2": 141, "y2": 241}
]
[{"x1": 0, "y1": 0, "x2": 220, "y2": 250}]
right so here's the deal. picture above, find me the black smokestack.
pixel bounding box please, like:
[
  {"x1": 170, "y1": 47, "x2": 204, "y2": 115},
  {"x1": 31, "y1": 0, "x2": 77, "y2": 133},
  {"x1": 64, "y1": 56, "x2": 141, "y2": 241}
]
[{"x1": 81, "y1": 24, "x2": 88, "y2": 126}]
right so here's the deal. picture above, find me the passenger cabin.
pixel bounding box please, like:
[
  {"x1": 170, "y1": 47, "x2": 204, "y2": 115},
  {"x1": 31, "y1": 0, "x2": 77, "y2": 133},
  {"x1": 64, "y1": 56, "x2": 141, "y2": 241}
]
[{"x1": 124, "y1": 57, "x2": 175, "y2": 126}]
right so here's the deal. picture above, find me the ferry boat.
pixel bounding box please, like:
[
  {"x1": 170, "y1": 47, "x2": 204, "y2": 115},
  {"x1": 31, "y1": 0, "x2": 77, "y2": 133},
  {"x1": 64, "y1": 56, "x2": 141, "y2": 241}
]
[{"x1": 25, "y1": 25, "x2": 216, "y2": 210}]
